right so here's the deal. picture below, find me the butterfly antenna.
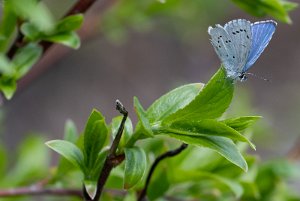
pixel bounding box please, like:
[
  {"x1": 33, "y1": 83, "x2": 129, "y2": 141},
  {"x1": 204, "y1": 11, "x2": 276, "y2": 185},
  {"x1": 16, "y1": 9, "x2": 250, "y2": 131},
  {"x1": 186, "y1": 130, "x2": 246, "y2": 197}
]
[{"x1": 245, "y1": 72, "x2": 271, "y2": 82}]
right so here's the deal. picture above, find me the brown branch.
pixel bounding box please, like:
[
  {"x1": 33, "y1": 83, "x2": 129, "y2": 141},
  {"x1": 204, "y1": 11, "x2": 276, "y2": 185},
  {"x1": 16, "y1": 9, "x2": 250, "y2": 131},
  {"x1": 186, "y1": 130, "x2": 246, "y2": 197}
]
[
  {"x1": 138, "y1": 143, "x2": 188, "y2": 201},
  {"x1": 83, "y1": 100, "x2": 128, "y2": 201},
  {"x1": 0, "y1": 187, "x2": 82, "y2": 198},
  {"x1": 0, "y1": 186, "x2": 128, "y2": 198}
]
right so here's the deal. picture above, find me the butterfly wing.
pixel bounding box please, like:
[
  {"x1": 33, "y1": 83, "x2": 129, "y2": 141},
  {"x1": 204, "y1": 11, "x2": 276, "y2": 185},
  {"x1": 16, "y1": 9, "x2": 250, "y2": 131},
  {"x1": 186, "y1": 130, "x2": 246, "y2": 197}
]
[
  {"x1": 208, "y1": 24, "x2": 240, "y2": 78},
  {"x1": 243, "y1": 20, "x2": 277, "y2": 71},
  {"x1": 224, "y1": 19, "x2": 252, "y2": 74}
]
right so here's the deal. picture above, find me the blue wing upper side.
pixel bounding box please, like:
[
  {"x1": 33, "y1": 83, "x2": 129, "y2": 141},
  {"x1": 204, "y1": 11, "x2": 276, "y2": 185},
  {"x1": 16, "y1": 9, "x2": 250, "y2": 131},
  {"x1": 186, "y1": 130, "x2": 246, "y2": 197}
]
[{"x1": 243, "y1": 20, "x2": 277, "y2": 71}]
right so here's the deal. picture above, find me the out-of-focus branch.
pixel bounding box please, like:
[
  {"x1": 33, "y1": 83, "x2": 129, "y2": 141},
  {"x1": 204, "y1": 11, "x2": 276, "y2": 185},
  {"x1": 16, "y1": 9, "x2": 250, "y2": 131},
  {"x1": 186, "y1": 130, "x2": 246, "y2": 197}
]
[
  {"x1": 138, "y1": 143, "x2": 188, "y2": 201},
  {"x1": 287, "y1": 137, "x2": 300, "y2": 161},
  {"x1": 0, "y1": 186, "x2": 127, "y2": 198},
  {"x1": 0, "y1": 187, "x2": 82, "y2": 198}
]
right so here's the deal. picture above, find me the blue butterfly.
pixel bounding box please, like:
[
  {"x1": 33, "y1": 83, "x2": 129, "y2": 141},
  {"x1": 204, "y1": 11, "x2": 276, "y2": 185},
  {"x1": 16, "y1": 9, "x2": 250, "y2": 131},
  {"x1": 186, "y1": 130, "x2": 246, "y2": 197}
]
[{"x1": 208, "y1": 19, "x2": 277, "y2": 81}]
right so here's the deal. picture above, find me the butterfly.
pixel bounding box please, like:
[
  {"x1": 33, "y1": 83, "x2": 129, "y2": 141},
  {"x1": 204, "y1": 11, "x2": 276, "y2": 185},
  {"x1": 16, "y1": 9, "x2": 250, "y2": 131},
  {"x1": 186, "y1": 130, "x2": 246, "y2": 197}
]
[{"x1": 208, "y1": 19, "x2": 277, "y2": 81}]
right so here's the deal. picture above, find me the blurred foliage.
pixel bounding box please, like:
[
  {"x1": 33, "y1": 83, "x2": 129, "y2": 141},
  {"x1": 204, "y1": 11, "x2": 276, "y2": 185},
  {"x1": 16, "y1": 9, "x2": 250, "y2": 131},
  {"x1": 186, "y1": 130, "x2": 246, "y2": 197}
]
[
  {"x1": 0, "y1": 0, "x2": 82, "y2": 99},
  {"x1": 101, "y1": 0, "x2": 297, "y2": 42},
  {"x1": 231, "y1": 0, "x2": 298, "y2": 24}
]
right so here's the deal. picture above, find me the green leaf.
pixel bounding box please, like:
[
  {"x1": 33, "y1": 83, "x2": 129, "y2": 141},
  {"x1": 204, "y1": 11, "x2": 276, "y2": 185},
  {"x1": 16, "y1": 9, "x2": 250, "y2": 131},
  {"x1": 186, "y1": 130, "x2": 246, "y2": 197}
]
[
  {"x1": 89, "y1": 150, "x2": 108, "y2": 180},
  {"x1": 134, "y1": 96, "x2": 154, "y2": 138},
  {"x1": 146, "y1": 83, "x2": 204, "y2": 122},
  {"x1": 0, "y1": 77, "x2": 17, "y2": 100},
  {"x1": 167, "y1": 134, "x2": 248, "y2": 171},
  {"x1": 12, "y1": 43, "x2": 42, "y2": 79},
  {"x1": 45, "y1": 140, "x2": 85, "y2": 171},
  {"x1": 162, "y1": 119, "x2": 255, "y2": 149},
  {"x1": 222, "y1": 116, "x2": 261, "y2": 131},
  {"x1": 8, "y1": 0, "x2": 55, "y2": 32},
  {"x1": 0, "y1": 55, "x2": 15, "y2": 75},
  {"x1": 124, "y1": 147, "x2": 147, "y2": 189},
  {"x1": 21, "y1": 22, "x2": 42, "y2": 41},
  {"x1": 84, "y1": 110, "x2": 108, "y2": 169},
  {"x1": 64, "y1": 119, "x2": 78, "y2": 143},
  {"x1": 56, "y1": 14, "x2": 84, "y2": 33},
  {"x1": 174, "y1": 170, "x2": 244, "y2": 198},
  {"x1": 84, "y1": 180, "x2": 97, "y2": 199},
  {"x1": 43, "y1": 32, "x2": 80, "y2": 49},
  {"x1": 0, "y1": 5, "x2": 17, "y2": 52},
  {"x1": 163, "y1": 67, "x2": 234, "y2": 123}
]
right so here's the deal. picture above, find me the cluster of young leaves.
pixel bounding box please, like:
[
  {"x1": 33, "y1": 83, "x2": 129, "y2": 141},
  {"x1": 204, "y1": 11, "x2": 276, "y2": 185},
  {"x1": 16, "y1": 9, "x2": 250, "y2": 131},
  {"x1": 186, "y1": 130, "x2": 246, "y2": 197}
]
[
  {"x1": 101, "y1": 0, "x2": 297, "y2": 42},
  {"x1": 46, "y1": 68, "x2": 263, "y2": 200},
  {"x1": 0, "y1": 0, "x2": 83, "y2": 99}
]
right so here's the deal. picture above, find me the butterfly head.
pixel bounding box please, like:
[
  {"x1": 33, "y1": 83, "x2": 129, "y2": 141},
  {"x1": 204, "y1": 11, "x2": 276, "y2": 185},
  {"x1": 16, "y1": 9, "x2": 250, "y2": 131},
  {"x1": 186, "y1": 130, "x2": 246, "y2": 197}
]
[{"x1": 238, "y1": 73, "x2": 248, "y2": 82}]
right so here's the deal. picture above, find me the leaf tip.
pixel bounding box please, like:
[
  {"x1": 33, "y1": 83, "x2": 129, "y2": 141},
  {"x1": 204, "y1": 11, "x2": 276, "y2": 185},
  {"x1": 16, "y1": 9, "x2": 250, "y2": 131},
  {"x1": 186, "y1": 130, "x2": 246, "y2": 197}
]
[{"x1": 84, "y1": 180, "x2": 97, "y2": 199}]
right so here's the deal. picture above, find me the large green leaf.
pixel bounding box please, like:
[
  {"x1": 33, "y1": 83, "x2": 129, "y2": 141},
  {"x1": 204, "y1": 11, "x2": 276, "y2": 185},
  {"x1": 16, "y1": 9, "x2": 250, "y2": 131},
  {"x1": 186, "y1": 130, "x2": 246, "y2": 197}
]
[
  {"x1": 84, "y1": 116, "x2": 108, "y2": 170},
  {"x1": 12, "y1": 43, "x2": 42, "y2": 79},
  {"x1": 146, "y1": 83, "x2": 204, "y2": 122},
  {"x1": 222, "y1": 116, "x2": 261, "y2": 131},
  {"x1": 124, "y1": 147, "x2": 147, "y2": 189},
  {"x1": 161, "y1": 119, "x2": 255, "y2": 149},
  {"x1": 163, "y1": 68, "x2": 234, "y2": 123},
  {"x1": 166, "y1": 134, "x2": 248, "y2": 171},
  {"x1": 83, "y1": 110, "x2": 108, "y2": 170},
  {"x1": 46, "y1": 140, "x2": 85, "y2": 171}
]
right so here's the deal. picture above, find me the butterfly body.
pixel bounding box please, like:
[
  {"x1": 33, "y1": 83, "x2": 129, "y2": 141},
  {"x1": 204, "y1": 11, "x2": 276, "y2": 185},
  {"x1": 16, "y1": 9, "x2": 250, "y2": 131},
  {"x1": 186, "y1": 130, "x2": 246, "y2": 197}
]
[{"x1": 208, "y1": 19, "x2": 277, "y2": 81}]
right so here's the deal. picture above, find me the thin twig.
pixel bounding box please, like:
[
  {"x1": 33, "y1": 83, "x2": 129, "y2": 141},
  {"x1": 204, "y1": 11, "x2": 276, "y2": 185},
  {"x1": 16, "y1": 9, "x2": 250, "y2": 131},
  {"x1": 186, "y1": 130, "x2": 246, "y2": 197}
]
[
  {"x1": 83, "y1": 100, "x2": 128, "y2": 201},
  {"x1": 138, "y1": 143, "x2": 188, "y2": 201},
  {"x1": 0, "y1": 187, "x2": 82, "y2": 198}
]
